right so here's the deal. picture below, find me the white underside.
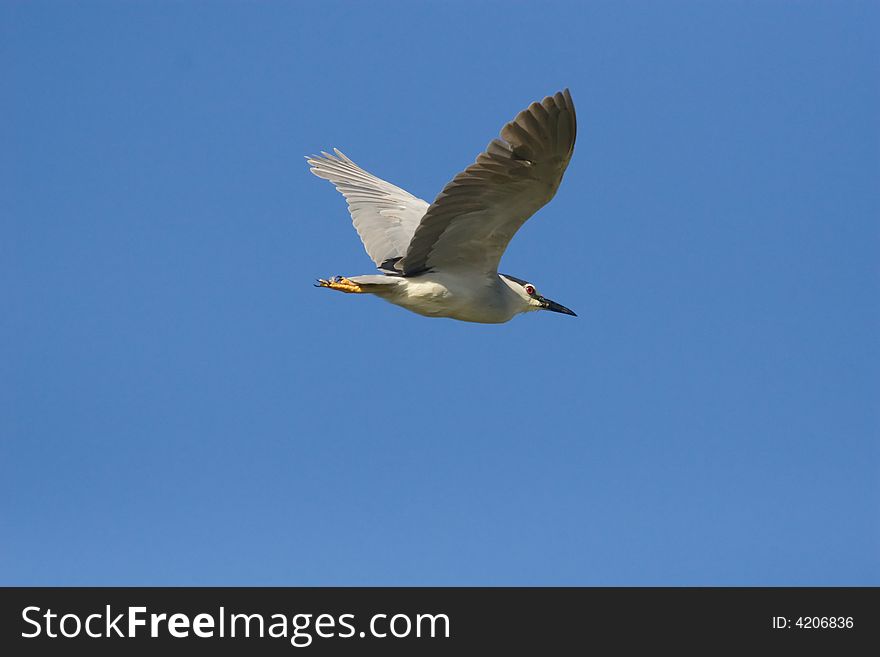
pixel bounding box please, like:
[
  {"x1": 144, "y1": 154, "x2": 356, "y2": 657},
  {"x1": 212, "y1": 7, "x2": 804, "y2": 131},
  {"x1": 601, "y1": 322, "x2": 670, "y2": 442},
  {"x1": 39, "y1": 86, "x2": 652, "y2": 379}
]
[{"x1": 370, "y1": 271, "x2": 532, "y2": 324}]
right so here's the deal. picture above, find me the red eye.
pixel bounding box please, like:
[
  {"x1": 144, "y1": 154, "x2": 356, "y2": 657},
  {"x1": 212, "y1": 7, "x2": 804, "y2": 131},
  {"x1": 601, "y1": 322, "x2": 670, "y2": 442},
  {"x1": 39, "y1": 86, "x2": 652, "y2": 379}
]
[{"x1": 525, "y1": 285, "x2": 535, "y2": 295}]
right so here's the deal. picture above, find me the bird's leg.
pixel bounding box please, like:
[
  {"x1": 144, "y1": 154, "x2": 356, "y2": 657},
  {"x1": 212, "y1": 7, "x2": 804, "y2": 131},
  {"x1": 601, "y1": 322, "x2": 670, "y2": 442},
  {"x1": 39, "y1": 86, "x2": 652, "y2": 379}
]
[{"x1": 315, "y1": 276, "x2": 364, "y2": 293}]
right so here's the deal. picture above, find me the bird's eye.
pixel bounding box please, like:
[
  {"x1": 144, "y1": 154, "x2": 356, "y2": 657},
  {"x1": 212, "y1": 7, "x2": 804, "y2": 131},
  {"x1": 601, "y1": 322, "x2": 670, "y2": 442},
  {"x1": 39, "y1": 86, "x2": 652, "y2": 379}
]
[{"x1": 524, "y1": 285, "x2": 535, "y2": 296}]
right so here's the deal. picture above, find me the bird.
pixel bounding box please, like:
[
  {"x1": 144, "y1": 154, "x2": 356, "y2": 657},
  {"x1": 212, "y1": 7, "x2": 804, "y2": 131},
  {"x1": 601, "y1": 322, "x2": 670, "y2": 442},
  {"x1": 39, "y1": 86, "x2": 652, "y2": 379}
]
[{"x1": 307, "y1": 88, "x2": 577, "y2": 324}]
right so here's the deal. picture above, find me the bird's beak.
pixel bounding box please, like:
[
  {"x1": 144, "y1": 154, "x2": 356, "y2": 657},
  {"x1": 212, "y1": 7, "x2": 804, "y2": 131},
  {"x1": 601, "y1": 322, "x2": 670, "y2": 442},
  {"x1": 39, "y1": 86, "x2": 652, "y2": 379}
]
[{"x1": 539, "y1": 296, "x2": 577, "y2": 316}]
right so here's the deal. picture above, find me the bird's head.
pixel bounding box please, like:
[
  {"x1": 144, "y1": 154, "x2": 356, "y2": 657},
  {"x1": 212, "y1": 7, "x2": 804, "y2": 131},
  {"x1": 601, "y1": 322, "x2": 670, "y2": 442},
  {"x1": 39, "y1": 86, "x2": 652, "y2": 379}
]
[{"x1": 500, "y1": 274, "x2": 576, "y2": 317}]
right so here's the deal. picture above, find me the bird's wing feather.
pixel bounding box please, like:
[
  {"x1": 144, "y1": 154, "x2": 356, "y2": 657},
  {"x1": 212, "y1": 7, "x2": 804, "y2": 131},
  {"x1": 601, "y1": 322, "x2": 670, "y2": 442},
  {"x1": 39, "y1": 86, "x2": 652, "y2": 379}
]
[
  {"x1": 397, "y1": 89, "x2": 576, "y2": 276},
  {"x1": 307, "y1": 149, "x2": 430, "y2": 268}
]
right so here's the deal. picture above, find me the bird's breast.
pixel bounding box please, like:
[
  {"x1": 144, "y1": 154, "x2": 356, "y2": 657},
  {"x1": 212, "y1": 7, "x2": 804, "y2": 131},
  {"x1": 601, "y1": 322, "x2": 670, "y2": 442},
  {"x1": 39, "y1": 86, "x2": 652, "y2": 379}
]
[{"x1": 385, "y1": 272, "x2": 516, "y2": 323}]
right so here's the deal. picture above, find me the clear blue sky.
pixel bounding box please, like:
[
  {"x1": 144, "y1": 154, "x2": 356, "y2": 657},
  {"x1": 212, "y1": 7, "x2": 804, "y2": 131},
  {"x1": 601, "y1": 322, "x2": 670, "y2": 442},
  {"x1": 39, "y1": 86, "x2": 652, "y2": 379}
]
[{"x1": 3, "y1": 1, "x2": 878, "y2": 585}]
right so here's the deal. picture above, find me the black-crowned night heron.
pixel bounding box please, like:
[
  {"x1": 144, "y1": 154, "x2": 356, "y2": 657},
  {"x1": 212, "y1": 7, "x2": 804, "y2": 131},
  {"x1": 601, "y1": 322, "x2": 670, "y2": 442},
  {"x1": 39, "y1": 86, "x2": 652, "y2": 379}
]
[{"x1": 308, "y1": 89, "x2": 577, "y2": 324}]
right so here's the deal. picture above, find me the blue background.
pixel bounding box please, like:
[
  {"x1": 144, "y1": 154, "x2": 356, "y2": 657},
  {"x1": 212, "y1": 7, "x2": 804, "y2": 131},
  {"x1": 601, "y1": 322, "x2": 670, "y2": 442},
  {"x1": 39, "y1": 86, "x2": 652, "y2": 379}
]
[{"x1": 3, "y1": 1, "x2": 878, "y2": 585}]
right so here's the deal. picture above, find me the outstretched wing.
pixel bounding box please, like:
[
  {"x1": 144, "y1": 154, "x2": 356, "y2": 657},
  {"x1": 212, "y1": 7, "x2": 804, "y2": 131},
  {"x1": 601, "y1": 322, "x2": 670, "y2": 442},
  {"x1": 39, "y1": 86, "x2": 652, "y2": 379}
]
[
  {"x1": 307, "y1": 149, "x2": 430, "y2": 269},
  {"x1": 396, "y1": 89, "x2": 576, "y2": 276}
]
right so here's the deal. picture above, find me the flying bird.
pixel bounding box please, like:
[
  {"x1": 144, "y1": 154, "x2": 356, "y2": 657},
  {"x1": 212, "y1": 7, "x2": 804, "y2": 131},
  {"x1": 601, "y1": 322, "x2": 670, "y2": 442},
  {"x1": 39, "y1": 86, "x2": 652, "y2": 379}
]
[{"x1": 308, "y1": 89, "x2": 577, "y2": 324}]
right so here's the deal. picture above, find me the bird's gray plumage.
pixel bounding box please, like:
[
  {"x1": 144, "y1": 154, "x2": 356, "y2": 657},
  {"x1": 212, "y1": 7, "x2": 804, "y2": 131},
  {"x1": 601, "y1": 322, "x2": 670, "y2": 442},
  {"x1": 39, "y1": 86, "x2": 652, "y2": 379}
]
[
  {"x1": 308, "y1": 89, "x2": 578, "y2": 324},
  {"x1": 306, "y1": 149, "x2": 429, "y2": 268},
  {"x1": 397, "y1": 88, "x2": 576, "y2": 276}
]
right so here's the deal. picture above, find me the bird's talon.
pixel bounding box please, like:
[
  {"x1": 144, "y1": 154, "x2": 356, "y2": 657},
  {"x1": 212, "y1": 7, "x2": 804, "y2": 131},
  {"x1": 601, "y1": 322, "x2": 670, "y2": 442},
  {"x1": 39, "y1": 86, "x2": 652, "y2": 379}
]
[{"x1": 315, "y1": 276, "x2": 363, "y2": 293}]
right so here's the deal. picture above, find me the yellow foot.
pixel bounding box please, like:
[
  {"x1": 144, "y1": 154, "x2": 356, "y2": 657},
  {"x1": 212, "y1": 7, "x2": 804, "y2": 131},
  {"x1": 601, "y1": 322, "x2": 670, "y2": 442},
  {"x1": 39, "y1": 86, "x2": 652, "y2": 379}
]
[{"x1": 315, "y1": 276, "x2": 364, "y2": 293}]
